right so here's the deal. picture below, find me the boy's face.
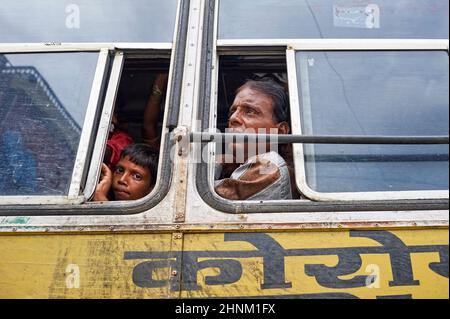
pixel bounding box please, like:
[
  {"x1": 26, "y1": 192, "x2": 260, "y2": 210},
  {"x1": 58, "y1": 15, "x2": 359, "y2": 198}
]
[{"x1": 112, "y1": 156, "x2": 152, "y2": 200}]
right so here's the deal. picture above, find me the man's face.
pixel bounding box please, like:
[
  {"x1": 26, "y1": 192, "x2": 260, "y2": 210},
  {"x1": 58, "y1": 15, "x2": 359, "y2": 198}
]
[
  {"x1": 227, "y1": 86, "x2": 285, "y2": 160},
  {"x1": 112, "y1": 156, "x2": 152, "y2": 200},
  {"x1": 228, "y1": 87, "x2": 278, "y2": 133}
]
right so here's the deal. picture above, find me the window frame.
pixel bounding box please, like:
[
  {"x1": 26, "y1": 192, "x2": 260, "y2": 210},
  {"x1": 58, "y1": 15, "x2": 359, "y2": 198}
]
[
  {"x1": 193, "y1": 0, "x2": 449, "y2": 214},
  {"x1": 0, "y1": 45, "x2": 110, "y2": 205},
  {"x1": 286, "y1": 40, "x2": 450, "y2": 201},
  {"x1": 0, "y1": 0, "x2": 190, "y2": 215}
]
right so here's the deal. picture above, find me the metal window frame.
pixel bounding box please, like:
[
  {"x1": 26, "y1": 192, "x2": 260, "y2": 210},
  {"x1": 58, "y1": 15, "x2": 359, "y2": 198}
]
[
  {"x1": 287, "y1": 43, "x2": 449, "y2": 201},
  {"x1": 0, "y1": 46, "x2": 110, "y2": 205},
  {"x1": 194, "y1": 0, "x2": 449, "y2": 213},
  {"x1": 0, "y1": 0, "x2": 190, "y2": 215},
  {"x1": 82, "y1": 50, "x2": 124, "y2": 201}
]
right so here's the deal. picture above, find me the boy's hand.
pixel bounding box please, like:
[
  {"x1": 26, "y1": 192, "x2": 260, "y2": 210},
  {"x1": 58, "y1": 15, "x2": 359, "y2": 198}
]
[{"x1": 93, "y1": 164, "x2": 113, "y2": 201}]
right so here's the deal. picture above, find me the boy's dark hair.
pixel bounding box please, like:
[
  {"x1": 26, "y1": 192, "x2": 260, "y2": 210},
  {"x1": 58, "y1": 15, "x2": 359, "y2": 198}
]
[
  {"x1": 236, "y1": 78, "x2": 290, "y2": 123},
  {"x1": 120, "y1": 143, "x2": 158, "y2": 184}
]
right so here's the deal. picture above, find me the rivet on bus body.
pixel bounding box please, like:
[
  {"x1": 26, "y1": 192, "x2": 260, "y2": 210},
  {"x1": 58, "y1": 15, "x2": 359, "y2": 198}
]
[
  {"x1": 239, "y1": 224, "x2": 244, "y2": 229},
  {"x1": 175, "y1": 225, "x2": 181, "y2": 229},
  {"x1": 109, "y1": 226, "x2": 114, "y2": 231},
  {"x1": 12, "y1": 227, "x2": 17, "y2": 232}
]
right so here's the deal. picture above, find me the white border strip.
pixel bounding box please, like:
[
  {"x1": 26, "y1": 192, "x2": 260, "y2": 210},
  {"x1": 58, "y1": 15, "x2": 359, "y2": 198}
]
[
  {"x1": 286, "y1": 49, "x2": 309, "y2": 198},
  {"x1": 297, "y1": 52, "x2": 317, "y2": 190},
  {"x1": 68, "y1": 48, "x2": 109, "y2": 200},
  {"x1": 217, "y1": 39, "x2": 449, "y2": 50},
  {"x1": 208, "y1": 0, "x2": 220, "y2": 188},
  {"x1": 0, "y1": 43, "x2": 172, "y2": 53},
  {"x1": 83, "y1": 52, "x2": 124, "y2": 201}
]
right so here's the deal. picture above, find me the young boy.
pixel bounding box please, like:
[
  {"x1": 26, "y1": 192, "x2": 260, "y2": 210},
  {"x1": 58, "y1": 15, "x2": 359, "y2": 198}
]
[{"x1": 93, "y1": 143, "x2": 158, "y2": 201}]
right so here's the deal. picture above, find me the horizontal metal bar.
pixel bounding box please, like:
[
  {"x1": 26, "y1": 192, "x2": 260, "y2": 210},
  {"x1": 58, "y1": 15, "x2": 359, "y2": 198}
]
[
  {"x1": 0, "y1": 42, "x2": 172, "y2": 53},
  {"x1": 189, "y1": 133, "x2": 450, "y2": 145},
  {"x1": 217, "y1": 39, "x2": 449, "y2": 51}
]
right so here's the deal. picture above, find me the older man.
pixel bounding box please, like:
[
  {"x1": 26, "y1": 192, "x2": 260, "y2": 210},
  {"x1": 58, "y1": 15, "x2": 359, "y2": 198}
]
[{"x1": 215, "y1": 78, "x2": 293, "y2": 200}]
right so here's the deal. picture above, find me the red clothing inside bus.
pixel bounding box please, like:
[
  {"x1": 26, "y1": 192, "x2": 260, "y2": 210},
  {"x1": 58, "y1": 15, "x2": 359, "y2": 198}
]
[{"x1": 106, "y1": 130, "x2": 134, "y2": 168}]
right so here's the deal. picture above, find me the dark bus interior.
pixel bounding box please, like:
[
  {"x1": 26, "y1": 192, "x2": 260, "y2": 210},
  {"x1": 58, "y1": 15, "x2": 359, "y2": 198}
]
[
  {"x1": 114, "y1": 56, "x2": 171, "y2": 144},
  {"x1": 216, "y1": 55, "x2": 288, "y2": 132}
]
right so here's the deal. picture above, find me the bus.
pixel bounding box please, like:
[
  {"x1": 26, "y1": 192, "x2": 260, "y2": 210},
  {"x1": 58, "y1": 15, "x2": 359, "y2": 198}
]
[{"x1": 0, "y1": 0, "x2": 448, "y2": 299}]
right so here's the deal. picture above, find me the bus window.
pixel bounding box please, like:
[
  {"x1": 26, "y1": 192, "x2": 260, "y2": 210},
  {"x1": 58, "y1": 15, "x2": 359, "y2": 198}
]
[
  {"x1": 290, "y1": 50, "x2": 449, "y2": 201},
  {"x1": 193, "y1": 0, "x2": 448, "y2": 214},
  {"x1": 0, "y1": 0, "x2": 185, "y2": 211},
  {"x1": 0, "y1": 0, "x2": 178, "y2": 43},
  {"x1": 219, "y1": 0, "x2": 448, "y2": 40},
  {"x1": 89, "y1": 56, "x2": 171, "y2": 202},
  {"x1": 213, "y1": 55, "x2": 302, "y2": 200},
  {"x1": 0, "y1": 52, "x2": 101, "y2": 197}
]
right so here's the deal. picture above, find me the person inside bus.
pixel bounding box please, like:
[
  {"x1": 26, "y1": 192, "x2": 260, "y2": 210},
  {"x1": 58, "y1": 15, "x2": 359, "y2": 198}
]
[
  {"x1": 214, "y1": 78, "x2": 293, "y2": 200},
  {"x1": 104, "y1": 73, "x2": 168, "y2": 169},
  {"x1": 93, "y1": 143, "x2": 158, "y2": 201}
]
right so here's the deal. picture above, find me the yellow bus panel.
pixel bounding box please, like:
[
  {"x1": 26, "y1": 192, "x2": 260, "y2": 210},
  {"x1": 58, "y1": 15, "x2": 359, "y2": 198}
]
[{"x1": 0, "y1": 229, "x2": 447, "y2": 299}]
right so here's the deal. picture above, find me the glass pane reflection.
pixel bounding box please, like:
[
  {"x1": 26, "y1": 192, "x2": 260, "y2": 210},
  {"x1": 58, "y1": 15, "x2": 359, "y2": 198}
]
[
  {"x1": 0, "y1": 0, "x2": 178, "y2": 43},
  {"x1": 0, "y1": 52, "x2": 99, "y2": 195},
  {"x1": 295, "y1": 51, "x2": 449, "y2": 193},
  {"x1": 219, "y1": 0, "x2": 448, "y2": 40}
]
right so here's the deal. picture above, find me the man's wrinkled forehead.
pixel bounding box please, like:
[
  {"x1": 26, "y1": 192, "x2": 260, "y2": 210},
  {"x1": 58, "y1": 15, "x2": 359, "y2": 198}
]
[{"x1": 232, "y1": 87, "x2": 272, "y2": 108}]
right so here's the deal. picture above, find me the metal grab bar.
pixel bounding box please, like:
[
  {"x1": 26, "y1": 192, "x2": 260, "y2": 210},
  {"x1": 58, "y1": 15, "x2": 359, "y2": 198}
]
[{"x1": 188, "y1": 132, "x2": 450, "y2": 145}]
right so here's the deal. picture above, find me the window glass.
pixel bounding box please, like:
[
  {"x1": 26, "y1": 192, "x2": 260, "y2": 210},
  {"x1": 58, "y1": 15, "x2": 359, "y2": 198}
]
[
  {"x1": 0, "y1": 52, "x2": 99, "y2": 195},
  {"x1": 0, "y1": 0, "x2": 178, "y2": 43},
  {"x1": 219, "y1": 0, "x2": 449, "y2": 40},
  {"x1": 295, "y1": 51, "x2": 449, "y2": 193}
]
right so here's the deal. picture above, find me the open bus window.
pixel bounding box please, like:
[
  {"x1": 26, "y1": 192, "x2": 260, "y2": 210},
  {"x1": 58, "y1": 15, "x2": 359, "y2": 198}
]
[
  {"x1": 0, "y1": 52, "x2": 100, "y2": 197},
  {"x1": 290, "y1": 50, "x2": 449, "y2": 201},
  {"x1": 90, "y1": 57, "x2": 170, "y2": 202},
  {"x1": 214, "y1": 55, "x2": 302, "y2": 200}
]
